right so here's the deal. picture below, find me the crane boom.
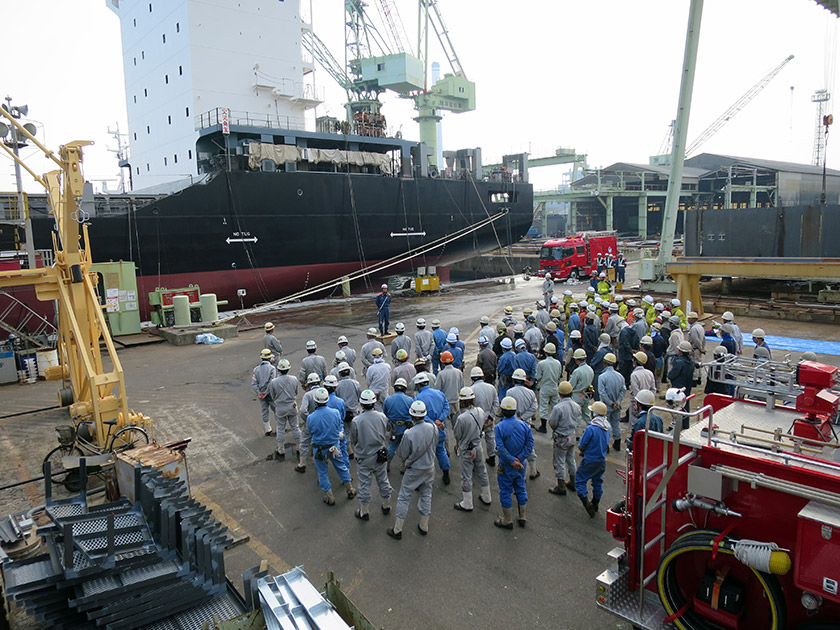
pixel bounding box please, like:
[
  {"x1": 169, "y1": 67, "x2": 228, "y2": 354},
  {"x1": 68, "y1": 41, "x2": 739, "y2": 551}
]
[
  {"x1": 421, "y1": 0, "x2": 466, "y2": 78},
  {"x1": 376, "y1": 0, "x2": 412, "y2": 55},
  {"x1": 685, "y1": 54, "x2": 794, "y2": 156},
  {"x1": 302, "y1": 28, "x2": 354, "y2": 92}
]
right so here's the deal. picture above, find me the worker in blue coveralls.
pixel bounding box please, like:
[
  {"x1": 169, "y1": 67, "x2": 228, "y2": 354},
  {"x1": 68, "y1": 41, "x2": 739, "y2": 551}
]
[
  {"x1": 496, "y1": 337, "x2": 516, "y2": 400},
  {"x1": 306, "y1": 388, "x2": 356, "y2": 506},
  {"x1": 376, "y1": 284, "x2": 391, "y2": 336},
  {"x1": 576, "y1": 400, "x2": 611, "y2": 518},
  {"x1": 431, "y1": 319, "x2": 448, "y2": 375},
  {"x1": 413, "y1": 372, "x2": 451, "y2": 485},
  {"x1": 493, "y1": 396, "x2": 534, "y2": 530},
  {"x1": 384, "y1": 378, "x2": 413, "y2": 461}
]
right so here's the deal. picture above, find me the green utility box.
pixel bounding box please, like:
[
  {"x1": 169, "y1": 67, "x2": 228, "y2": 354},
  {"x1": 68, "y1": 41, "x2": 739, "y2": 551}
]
[
  {"x1": 91, "y1": 261, "x2": 142, "y2": 336},
  {"x1": 148, "y1": 285, "x2": 202, "y2": 327}
]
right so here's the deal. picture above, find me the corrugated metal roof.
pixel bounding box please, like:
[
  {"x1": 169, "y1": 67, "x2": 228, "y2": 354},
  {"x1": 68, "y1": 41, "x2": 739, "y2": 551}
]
[
  {"x1": 813, "y1": 0, "x2": 840, "y2": 17},
  {"x1": 608, "y1": 162, "x2": 708, "y2": 179},
  {"x1": 689, "y1": 153, "x2": 840, "y2": 177}
]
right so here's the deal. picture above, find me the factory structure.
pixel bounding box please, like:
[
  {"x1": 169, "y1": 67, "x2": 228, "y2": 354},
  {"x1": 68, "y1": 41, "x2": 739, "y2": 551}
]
[{"x1": 535, "y1": 153, "x2": 840, "y2": 238}]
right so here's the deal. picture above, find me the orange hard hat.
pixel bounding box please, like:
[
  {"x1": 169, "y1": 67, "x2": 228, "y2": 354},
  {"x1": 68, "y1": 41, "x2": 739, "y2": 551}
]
[{"x1": 440, "y1": 351, "x2": 454, "y2": 364}]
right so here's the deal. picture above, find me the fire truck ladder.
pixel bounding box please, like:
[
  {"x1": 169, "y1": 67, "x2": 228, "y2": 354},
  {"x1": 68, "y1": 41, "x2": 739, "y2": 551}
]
[
  {"x1": 636, "y1": 404, "x2": 712, "y2": 619},
  {"x1": 0, "y1": 291, "x2": 57, "y2": 349}
]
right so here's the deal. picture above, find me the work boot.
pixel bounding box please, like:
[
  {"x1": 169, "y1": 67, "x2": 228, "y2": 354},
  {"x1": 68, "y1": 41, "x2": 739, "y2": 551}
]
[
  {"x1": 323, "y1": 489, "x2": 336, "y2": 506},
  {"x1": 381, "y1": 497, "x2": 391, "y2": 515},
  {"x1": 612, "y1": 439, "x2": 621, "y2": 452},
  {"x1": 528, "y1": 461, "x2": 541, "y2": 480},
  {"x1": 536, "y1": 419, "x2": 547, "y2": 433},
  {"x1": 344, "y1": 482, "x2": 356, "y2": 499},
  {"x1": 442, "y1": 469, "x2": 450, "y2": 485},
  {"x1": 485, "y1": 455, "x2": 496, "y2": 467},
  {"x1": 479, "y1": 486, "x2": 492, "y2": 506},
  {"x1": 263, "y1": 422, "x2": 273, "y2": 436},
  {"x1": 592, "y1": 498, "x2": 600, "y2": 513},
  {"x1": 548, "y1": 480, "x2": 567, "y2": 496},
  {"x1": 494, "y1": 507, "x2": 514, "y2": 530},
  {"x1": 418, "y1": 514, "x2": 429, "y2": 535},
  {"x1": 517, "y1": 504, "x2": 527, "y2": 527},
  {"x1": 579, "y1": 494, "x2": 596, "y2": 518},
  {"x1": 565, "y1": 474, "x2": 576, "y2": 491},
  {"x1": 454, "y1": 491, "x2": 474, "y2": 512},
  {"x1": 294, "y1": 452, "x2": 306, "y2": 473},
  {"x1": 355, "y1": 503, "x2": 370, "y2": 521},
  {"x1": 387, "y1": 517, "x2": 404, "y2": 540}
]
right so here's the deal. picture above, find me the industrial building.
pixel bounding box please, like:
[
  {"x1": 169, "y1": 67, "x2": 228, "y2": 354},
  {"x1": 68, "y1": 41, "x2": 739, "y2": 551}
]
[{"x1": 539, "y1": 153, "x2": 840, "y2": 237}]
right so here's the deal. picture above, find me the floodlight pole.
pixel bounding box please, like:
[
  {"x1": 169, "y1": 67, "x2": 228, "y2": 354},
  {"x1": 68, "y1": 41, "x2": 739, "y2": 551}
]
[{"x1": 4, "y1": 96, "x2": 37, "y2": 270}]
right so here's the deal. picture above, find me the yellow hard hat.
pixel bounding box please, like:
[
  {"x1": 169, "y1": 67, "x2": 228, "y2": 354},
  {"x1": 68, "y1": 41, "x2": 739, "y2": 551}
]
[
  {"x1": 590, "y1": 401, "x2": 608, "y2": 415},
  {"x1": 558, "y1": 381, "x2": 573, "y2": 395}
]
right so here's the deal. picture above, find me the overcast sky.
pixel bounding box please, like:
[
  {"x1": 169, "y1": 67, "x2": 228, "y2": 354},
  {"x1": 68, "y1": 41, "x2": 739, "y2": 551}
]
[{"x1": 2, "y1": 0, "x2": 838, "y2": 193}]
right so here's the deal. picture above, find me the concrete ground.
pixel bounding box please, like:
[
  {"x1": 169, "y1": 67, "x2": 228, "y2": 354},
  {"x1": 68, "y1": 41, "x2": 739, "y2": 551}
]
[{"x1": 1, "y1": 266, "x2": 838, "y2": 629}]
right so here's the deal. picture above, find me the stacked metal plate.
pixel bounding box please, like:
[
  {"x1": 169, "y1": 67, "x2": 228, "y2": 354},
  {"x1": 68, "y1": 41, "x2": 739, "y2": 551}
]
[
  {"x1": 256, "y1": 567, "x2": 351, "y2": 630},
  {"x1": 1, "y1": 460, "x2": 233, "y2": 629}
]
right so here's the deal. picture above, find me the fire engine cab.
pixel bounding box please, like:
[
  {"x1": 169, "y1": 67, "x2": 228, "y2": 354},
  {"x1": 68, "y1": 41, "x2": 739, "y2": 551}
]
[
  {"x1": 596, "y1": 354, "x2": 840, "y2": 630},
  {"x1": 539, "y1": 231, "x2": 619, "y2": 281}
]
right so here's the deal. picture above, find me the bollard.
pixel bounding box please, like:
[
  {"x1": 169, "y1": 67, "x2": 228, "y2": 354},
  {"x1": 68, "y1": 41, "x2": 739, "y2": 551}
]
[
  {"x1": 173, "y1": 294, "x2": 190, "y2": 326},
  {"x1": 341, "y1": 276, "x2": 351, "y2": 298},
  {"x1": 200, "y1": 293, "x2": 219, "y2": 322}
]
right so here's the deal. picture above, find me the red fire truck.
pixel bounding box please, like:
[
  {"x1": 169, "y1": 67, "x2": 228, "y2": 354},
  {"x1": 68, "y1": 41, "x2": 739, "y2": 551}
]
[
  {"x1": 539, "y1": 231, "x2": 619, "y2": 281},
  {"x1": 596, "y1": 356, "x2": 840, "y2": 629}
]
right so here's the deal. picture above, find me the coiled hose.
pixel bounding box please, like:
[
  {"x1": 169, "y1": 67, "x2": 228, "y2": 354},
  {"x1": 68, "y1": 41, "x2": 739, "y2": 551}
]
[{"x1": 656, "y1": 529, "x2": 787, "y2": 630}]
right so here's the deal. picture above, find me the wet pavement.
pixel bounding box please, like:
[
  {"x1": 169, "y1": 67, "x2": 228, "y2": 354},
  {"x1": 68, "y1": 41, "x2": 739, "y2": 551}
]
[{"x1": 1, "y1": 268, "x2": 837, "y2": 629}]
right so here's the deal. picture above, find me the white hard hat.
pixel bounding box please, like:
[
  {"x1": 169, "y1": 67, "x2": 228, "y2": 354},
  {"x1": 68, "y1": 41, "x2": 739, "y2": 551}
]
[
  {"x1": 500, "y1": 396, "x2": 517, "y2": 411},
  {"x1": 569, "y1": 302, "x2": 579, "y2": 310},
  {"x1": 678, "y1": 340, "x2": 692, "y2": 353},
  {"x1": 470, "y1": 366, "x2": 485, "y2": 379},
  {"x1": 669, "y1": 315, "x2": 682, "y2": 325},
  {"x1": 537, "y1": 300, "x2": 546, "y2": 307},
  {"x1": 671, "y1": 298, "x2": 681, "y2": 307},
  {"x1": 752, "y1": 328, "x2": 765, "y2": 338},
  {"x1": 431, "y1": 319, "x2": 441, "y2": 327},
  {"x1": 512, "y1": 368, "x2": 527, "y2": 381},
  {"x1": 654, "y1": 303, "x2": 664, "y2": 311},
  {"x1": 360, "y1": 389, "x2": 377, "y2": 405},
  {"x1": 305, "y1": 340, "x2": 317, "y2": 350},
  {"x1": 599, "y1": 272, "x2": 606, "y2": 278},
  {"x1": 478, "y1": 335, "x2": 489, "y2": 345},
  {"x1": 640, "y1": 336, "x2": 653, "y2": 345},
  {"x1": 381, "y1": 284, "x2": 389, "y2": 289},
  {"x1": 665, "y1": 387, "x2": 686, "y2": 404},
  {"x1": 564, "y1": 290, "x2": 573, "y2": 296},
  {"x1": 587, "y1": 304, "x2": 597, "y2": 312},
  {"x1": 627, "y1": 299, "x2": 636, "y2": 307},
  {"x1": 409, "y1": 400, "x2": 427, "y2": 418},
  {"x1": 662, "y1": 310, "x2": 672, "y2": 319},
  {"x1": 338, "y1": 361, "x2": 350, "y2": 372},
  {"x1": 314, "y1": 387, "x2": 330, "y2": 404},
  {"x1": 367, "y1": 327, "x2": 378, "y2": 336},
  {"x1": 587, "y1": 287, "x2": 595, "y2": 294},
  {"x1": 578, "y1": 301, "x2": 588, "y2": 309},
  {"x1": 306, "y1": 373, "x2": 321, "y2": 386},
  {"x1": 513, "y1": 324, "x2": 524, "y2": 334},
  {"x1": 633, "y1": 308, "x2": 644, "y2": 316},
  {"x1": 609, "y1": 303, "x2": 619, "y2": 311},
  {"x1": 458, "y1": 386, "x2": 475, "y2": 401},
  {"x1": 335, "y1": 350, "x2": 346, "y2": 360},
  {"x1": 514, "y1": 338, "x2": 526, "y2": 349},
  {"x1": 450, "y1": 327, "x2": 460, "y2": 336},
  {"x1": 722, "y1": 311, "x2": 734, "y2": 321},
  {"x1": 501, "y1": 338, "x2": 513, "y2": 349},
  {"x1": 264, "y1": 322, "x2": 275, "y2": 331},
  {"x1": 278, "y1": 359, "x2": 291, "y2": 370},
  {"x1": 713, "y1": 346, "x2": 727, "y2": 357},
  {"x1": 337, "y1": 335, "x2": 348, "y2": 344},
  {"x1": 801, "y1": 351, "x2": 817, "y2": 361},
  {"x1": 416, "y1": 317, "x2": 426, "y2": 327},
  {"x1": 570, "y1": 330, "x2": 582, "y2": 339},
  {"x1": 643, "y1": 295, "x2": 654, "y2": 305},
  {"x1": 394, "y1": 377, "x2": 408, "y2": 389},
  {"x1": 573, "y1": 348, "x2": 587, "y2": 359},
  {"x1": 395, "y1": 322, "x2": 405, "y2": 332},
  {"x1": 323, "y1": 374, "x2": 338, "y2": 387},
  {"x1": 615, "y1": 295, "x2": 624, "y2": 302},
  {"x1": 635, "y1": 389, "x2": 656, "y2": 406},
  {"x1": 413, "y1": 372, "x2": 430, "y2": 386},
  {"x1": 754, "y1": 346, "x2": 771, "y2": 359},
  {"x1": 551, "y1": 297, "x2": 559, "y2": 304},
  {"x1": 544, "y1": 342, "x2": 557, "y2": 355},
  {"x1": 446, "y1": 333, "x2": 458, "y2": 343},
  {"x1": 479, "y1": 316, "x2": 489, "y2": 324}
]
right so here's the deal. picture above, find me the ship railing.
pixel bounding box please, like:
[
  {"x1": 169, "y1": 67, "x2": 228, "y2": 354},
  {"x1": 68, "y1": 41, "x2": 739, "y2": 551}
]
[
  {"x1": 195, "y1": 108, "x2": 307, "y2": 132},
  {"x1": 0, "y1": 193, "x2": 26, "y2": 223}
]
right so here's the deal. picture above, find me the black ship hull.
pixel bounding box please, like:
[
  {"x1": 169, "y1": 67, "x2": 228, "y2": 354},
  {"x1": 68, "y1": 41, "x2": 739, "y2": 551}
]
[{"x1": 33, "y1": 170, "x2": 533, "y2": 317}]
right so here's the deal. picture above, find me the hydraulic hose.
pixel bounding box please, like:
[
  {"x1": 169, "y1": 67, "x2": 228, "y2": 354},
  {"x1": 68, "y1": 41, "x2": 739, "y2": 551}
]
[{"x1": 656, "y1": 529, "x2": 787, "y2": 630}]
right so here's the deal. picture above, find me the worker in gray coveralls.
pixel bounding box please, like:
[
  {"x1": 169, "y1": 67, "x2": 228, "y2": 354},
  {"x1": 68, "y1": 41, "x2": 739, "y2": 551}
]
[
  {"x1": 387, "y1": 399, "x2": 438, "y2": 540},
  {"x1": 452, "y1": 387, "x2": 492, "y2": 512},
  {"x1": 351, "y1": 390, "x2": 393, "y2": 521}
]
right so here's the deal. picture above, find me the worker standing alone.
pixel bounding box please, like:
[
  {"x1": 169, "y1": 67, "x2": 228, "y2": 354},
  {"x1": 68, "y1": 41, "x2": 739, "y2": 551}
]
[
  {"x1": 376, "y1": 284, "x2": 391, "y2": 336},
  {"x1": 493, "y1": 397, "x2": 534, "y2": 529},
  {"x1": 351, "y1": 390, "x2": 393, "y2": 520},
  {"x1": 542, "y1": 273, "x2": 554, "y2": 305}
]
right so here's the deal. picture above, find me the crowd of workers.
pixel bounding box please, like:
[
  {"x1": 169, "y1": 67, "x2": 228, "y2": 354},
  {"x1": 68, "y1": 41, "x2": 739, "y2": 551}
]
[{"x1": 251, "y1": 275, "x2": 777, "y2": 534}]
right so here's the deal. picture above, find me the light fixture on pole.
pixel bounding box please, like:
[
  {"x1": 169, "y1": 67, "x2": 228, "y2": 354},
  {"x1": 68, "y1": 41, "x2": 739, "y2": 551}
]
[{"x1": 2, "y1": 96, "x2": 37, "y2": 270}]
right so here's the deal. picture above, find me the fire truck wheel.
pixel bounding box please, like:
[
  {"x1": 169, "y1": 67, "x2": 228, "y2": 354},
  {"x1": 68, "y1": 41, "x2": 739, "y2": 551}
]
[
  {"x1": 568, "y1": 269, "x2": 579, "y2": 281},
  {"x1": 656, "y1": 530, "x2": 786, "y2": 630}
]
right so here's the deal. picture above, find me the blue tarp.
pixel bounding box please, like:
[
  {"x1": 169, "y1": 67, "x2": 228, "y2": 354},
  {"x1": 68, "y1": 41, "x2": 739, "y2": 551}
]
[{"x1": 706, "y1": 331, "x2": 840, "y2": 357}]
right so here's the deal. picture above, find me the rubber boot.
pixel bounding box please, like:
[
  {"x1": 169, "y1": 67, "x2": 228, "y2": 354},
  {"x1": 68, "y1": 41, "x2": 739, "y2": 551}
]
[
  {"x1": 565, "y1": 474, "x2": 576, "y2": 491},
  {"x1": 485, "y1": 455, "x2": 496, "y2": 467},
  {"x1": 536, "y1": 418, "x2": 548, "y2": 433},
  {"x1": 517, "y1": 504, "x2": 527, "y2": 527},
  {"x1": 295, "y1": 451, "x2": 306, "y2": 473},
  {"x1": 494, "y1": 507, "x2": 514, "y2": 530},
  {"x1": 344, "y1": 482, "x2": 356, "y2": 499},
  {"x1": 323, "y1": 489, "x2": 336, "y2": 506},
  {"x1": 454, "y1": 491, "x2": 474, "y2": 512},
  {"x1": 579, "y1": 494, "x2": 596, "y2": 517},
  {"x1": 528, "y1": 460, "x2": 541, "y2": 480},
  {"x1": 263, "y1": 422, "x2": 273, "y2": 436},
  {"x1": 355, "y1": 503, "x2": 370, "y2": 521},
  {"x1": 592, "y1": 497, "x2": 600, "y2": 513},
  {"x1": 548, "y1": 480, "x2": 567, "y2": 496},
  {"x1": 479, "y1": 485, "x2": 492, "y2": 506},
  {"x1": 418, "y1": 514, "x2": 429, "y2": 535},
  {"x1": 612, "y1": 439, "x2": 621, "y2": 452},
  {"x1": 387, "y1": 517, "x2": 404, "y2": 540},
  {"x1": 381, "y1": 496, "x2": 391, "y2": 515},
  {"x1": 442, "y1": 469, "x2": 450, "y2": 485}
]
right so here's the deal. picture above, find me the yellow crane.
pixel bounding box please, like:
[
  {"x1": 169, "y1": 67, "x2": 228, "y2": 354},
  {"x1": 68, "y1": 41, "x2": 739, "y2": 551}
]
[{"x1": 0, "y1": 108, "x2": 152, "y2": 461}]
